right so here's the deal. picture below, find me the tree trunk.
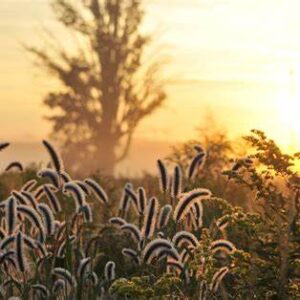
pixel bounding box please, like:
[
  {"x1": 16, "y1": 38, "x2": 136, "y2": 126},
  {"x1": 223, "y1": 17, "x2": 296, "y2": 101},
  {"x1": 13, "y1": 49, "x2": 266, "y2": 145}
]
[{"x1": 96, "y1": 134, "x2": 117, "y2": 176}]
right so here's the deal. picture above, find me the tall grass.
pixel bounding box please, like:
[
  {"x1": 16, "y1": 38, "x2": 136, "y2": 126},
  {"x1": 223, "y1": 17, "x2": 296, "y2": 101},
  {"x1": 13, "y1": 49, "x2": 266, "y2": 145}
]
[{"x1": 1, "y1": 130, "x2": 300, "y2": 299}]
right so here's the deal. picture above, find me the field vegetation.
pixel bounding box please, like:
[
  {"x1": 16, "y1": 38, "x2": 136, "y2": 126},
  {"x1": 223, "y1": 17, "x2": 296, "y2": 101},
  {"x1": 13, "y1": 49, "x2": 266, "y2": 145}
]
[{"x1": 0, "y1": 130, "x2": 300, "y2": 299}]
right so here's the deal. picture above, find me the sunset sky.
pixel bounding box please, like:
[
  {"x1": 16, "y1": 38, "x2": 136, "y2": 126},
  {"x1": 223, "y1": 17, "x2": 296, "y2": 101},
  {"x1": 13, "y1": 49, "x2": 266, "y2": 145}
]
[{"x1": 1, "y1": 0, "x2": 300, "y2": 174}]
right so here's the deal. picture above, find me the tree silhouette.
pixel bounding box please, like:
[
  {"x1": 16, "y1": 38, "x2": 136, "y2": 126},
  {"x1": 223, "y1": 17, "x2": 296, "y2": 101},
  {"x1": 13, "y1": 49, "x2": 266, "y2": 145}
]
[{"x1": 27, "y1": 0, "x2": 166, "y2": 175}]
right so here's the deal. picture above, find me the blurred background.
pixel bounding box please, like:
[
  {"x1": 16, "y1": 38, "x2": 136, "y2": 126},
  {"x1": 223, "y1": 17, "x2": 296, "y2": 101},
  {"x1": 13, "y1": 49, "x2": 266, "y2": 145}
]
[{"x1": 1, "y1": 0, "x2": 300, "y2": 176}]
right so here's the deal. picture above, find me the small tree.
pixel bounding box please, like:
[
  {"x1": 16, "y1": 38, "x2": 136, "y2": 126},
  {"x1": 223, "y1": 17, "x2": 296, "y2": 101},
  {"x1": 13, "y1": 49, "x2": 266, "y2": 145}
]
[{"x1": 27, "y1": 0, "x2": 166, "y2": 175}]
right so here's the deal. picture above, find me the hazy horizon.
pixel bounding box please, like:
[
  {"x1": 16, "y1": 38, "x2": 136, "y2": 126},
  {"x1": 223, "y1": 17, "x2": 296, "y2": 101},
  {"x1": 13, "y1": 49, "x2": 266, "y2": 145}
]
[{"x1": 0, "y1": 138, "x2": 176, "y2": 176}]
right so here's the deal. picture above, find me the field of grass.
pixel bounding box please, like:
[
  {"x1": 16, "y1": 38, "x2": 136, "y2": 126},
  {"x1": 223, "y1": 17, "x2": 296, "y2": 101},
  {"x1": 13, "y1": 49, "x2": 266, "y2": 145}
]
[{"x1": 0, "y1": 130, "x2": 300, "y2": 299}]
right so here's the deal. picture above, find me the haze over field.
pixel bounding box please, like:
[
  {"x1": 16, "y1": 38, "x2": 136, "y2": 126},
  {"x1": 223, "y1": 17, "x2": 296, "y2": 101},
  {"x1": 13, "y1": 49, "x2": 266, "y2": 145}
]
[
  {"x1": 1, "y1": 0, "x2": 300, "y2": 173},
  {"x1": 1, "y1": 3, "x2": 300, "y2": 298}
]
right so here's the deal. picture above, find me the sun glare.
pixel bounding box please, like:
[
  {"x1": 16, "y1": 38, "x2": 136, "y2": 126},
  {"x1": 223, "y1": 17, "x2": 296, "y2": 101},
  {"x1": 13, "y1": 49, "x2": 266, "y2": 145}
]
[{"x1": 278, "y1": 66, "x2": 300, "y2": 152}]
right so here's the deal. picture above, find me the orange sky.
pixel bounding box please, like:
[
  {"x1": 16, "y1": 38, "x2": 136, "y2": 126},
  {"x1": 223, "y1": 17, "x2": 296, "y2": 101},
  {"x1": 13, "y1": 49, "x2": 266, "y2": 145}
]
[{"x1": 1, "y1": 0, "x2": 300, "y2": 152}]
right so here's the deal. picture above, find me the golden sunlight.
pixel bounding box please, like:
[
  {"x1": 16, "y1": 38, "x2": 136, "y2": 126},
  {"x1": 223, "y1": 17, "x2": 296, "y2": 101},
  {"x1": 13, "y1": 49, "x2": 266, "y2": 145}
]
[
  {"x1": 278, "y1": 66, "x2": 300, "y2": 152},
  {"x1": 2, "y1": 0, "x2": 300, "y2": 171}
]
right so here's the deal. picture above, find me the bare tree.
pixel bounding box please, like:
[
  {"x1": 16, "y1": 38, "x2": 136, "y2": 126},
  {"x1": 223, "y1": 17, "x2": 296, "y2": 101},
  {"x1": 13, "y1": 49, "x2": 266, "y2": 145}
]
[{"x1": 27, "y1": 0, "x2": 166, "y2": 175}]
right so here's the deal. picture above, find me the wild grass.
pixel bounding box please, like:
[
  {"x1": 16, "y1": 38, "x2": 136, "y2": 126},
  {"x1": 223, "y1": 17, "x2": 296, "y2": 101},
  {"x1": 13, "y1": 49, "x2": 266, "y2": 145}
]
[{"x1": 0, "y1": 130, "x2": 300, "y2": 299}]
